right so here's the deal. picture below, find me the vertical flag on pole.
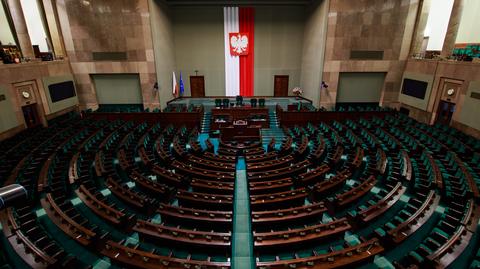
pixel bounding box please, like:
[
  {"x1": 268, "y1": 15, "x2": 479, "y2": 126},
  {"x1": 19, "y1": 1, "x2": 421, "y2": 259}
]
[
  {"x1": 172, "y1": 71, "x2": 178, "y2": 97},
  {"x1": 224, "y1": 7, "x2": 254, "y2": 97},
  {"x1": 179, "y1": 72, "x2": 185, "y2": 96},
  {"x1": 224, "y1": 7, "x2": 240, "y2": 97}
]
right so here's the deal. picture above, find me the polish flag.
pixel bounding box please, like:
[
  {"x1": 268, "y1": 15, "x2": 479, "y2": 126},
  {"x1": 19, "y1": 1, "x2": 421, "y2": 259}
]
[
  {"x1": 224, "y1": 7, "x2": 254, "y2": 97},
  {"x1": 172, "y1": 71, "x2": 179, "y2": 97}
]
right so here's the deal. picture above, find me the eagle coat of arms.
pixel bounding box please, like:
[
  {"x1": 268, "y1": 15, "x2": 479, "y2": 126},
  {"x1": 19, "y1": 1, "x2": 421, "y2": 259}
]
[{"x1": 229, "y1": 33, "x2": 249, "y2": 56}]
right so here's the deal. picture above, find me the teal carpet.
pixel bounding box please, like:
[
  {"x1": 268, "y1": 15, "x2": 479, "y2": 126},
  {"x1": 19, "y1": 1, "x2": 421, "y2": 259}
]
[
  {"x1": 197, "y1": 133, "x2": 219, "y2": 153},
  {"x1": 232, "y1": 157, "x2": 254, "y2": 269}
]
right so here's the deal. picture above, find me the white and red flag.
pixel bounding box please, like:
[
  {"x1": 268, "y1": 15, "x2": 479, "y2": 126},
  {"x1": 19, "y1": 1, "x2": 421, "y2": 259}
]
[{"x1": 224, "y1": 7, "x2": 254, "y2": 97}]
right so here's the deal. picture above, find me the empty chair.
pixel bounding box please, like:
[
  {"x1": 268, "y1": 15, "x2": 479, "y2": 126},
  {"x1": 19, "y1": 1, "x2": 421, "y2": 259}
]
[
  {"x1": 215, "y1": 99, "x2": 222, "y2": 107},
  {"x1": 236, "y1": 95, "x2": 243, "y2": 106},
  {"x1": 259, "y1": 98, "x2": 265, "y2": 107},
  {"x1": 250, "y1": 98, "x2": 257, "y2": 107},
  {"x1": 222, "y1": 98, "x2": 230, "y2": 108}
]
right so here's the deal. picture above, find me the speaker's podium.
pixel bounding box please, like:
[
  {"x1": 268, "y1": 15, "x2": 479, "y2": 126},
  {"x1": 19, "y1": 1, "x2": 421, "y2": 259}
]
[
  {"x1": 220, "y1": 119, "x2": 261, "y2": 142},
  {"x1": 211, "y1": 105, "x2": 268, "y2": 142}
]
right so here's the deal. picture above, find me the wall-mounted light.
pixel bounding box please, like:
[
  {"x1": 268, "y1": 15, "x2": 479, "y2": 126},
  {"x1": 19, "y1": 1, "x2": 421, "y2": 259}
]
[{"x1": 321, "y1": 81, "x2": 328, "y2": 89}]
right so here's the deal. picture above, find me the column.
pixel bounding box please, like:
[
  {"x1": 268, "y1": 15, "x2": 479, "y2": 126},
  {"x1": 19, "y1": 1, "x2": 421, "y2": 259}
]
[
  {"x1": 441, "y1": 0, "x2": 464, "y2": 57},
  {"x1": 7, "y1": 0, "x2": 34, "y2": 58}
]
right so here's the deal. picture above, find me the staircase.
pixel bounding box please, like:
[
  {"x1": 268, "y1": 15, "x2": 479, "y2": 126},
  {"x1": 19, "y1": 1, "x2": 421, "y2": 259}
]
[
  {"x1": 200, "y1": 112, "x2": 211, "y2": 134},
  {"x1": 269, "y1": 111, "x2": 279, "y2": 128},
  {"x1": 260, "y1": 111, "x2": 285, "y2": 147}
]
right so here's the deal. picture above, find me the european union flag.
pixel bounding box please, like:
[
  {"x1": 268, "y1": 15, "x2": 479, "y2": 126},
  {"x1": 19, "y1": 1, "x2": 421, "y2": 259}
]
[{"x1": 179, "y1": 72, "x2": 185, "y2": 96}]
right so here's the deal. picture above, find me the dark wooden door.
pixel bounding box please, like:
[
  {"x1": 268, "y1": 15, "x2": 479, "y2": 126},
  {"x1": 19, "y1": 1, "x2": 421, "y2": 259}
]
[
  {"x1": 190, "y1": 76, "x2": 205, "y2": 97},
  {"x1": 435, "y1": 100, "x2": 455, "y2": 125},
  {"x1": 22, "y1": 104, "x2": 40, "y2": 128},
  {"x1": 274, "y1": 75, "x2": 289, "y2": 97}
]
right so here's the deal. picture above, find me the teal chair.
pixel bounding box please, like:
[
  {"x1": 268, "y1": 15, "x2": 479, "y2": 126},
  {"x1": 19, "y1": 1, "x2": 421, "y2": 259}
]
[
  {"x1": 259, "y1": 98, "x2": 265, "y2": 107},
  {"x1": 223, "y1": 98, "x2": 229, "y2": 108},
  {"x1": 215, "y1": 99, "x2": 222, "y2": 107},
  {"x1": 250, "y1": 98, "x2": 257, "y2": 107},
  {"x1": 236, "y1": 95, "x2": 243, "y2": 106}
]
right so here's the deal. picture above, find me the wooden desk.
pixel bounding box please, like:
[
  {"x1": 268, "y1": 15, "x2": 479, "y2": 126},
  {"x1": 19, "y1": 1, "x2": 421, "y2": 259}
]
[
  {"x1": 211, "y1": 106, "x2": 269, "y2": 130},
  {"x1": 220, "y1": 125, "x2": 261, "y2": 142}
]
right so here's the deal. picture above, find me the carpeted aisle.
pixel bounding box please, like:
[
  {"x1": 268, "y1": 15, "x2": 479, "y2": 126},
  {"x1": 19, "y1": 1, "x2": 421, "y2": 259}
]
[{"x1": 232, "y1": 157, "x2": 255, "y2": 269}]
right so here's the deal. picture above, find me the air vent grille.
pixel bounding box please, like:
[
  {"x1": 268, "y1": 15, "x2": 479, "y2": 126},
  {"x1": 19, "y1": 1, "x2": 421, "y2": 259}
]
[
  {"x1": 350, "y1": 50, "x2": 384, "y2": 60},
  {"x1": 92, "y1": 52, "x2": 128, "y2": 61}
]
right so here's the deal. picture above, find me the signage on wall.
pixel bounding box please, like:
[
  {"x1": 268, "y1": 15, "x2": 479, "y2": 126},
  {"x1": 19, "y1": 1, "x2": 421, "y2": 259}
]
[{"x1": 229, "y1": 33, "x2": 249, "y2": 56}]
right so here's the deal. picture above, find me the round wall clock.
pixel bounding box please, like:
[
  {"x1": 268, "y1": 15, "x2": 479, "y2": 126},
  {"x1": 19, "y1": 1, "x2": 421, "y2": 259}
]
[
  {"x1": 22, "y1": 91, "x2": 30, "y2": 99},
  {"x1": 447, "y1": 88, "x2": 455, "y2": 96}
]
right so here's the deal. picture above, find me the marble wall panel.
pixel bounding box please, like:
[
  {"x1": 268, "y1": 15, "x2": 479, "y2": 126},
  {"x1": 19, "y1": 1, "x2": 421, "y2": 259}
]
[
  {"x1": 321, "y1": 0, "x2": 420, "y2": 108},
  {"x1": 56, "y1": 0, "x2": 157, "y2": 110}
]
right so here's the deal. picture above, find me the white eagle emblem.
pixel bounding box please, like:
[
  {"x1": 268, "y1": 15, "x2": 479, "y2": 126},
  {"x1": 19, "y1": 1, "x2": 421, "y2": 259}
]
[{"x1": 230, "y1": 33, "x2": 249, "y2": 55}]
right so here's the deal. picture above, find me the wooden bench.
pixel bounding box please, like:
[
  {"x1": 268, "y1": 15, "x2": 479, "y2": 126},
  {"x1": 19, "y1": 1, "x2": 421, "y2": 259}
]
[
  {"x1": 75, "y1": 184, "x2": 136, "y2": 229},
  {"x1": 252, "y1": 203, "x2": 326, "y2": 228},
  {"x1": 256, "y1": 238, "x2": 383, "y2": 269},
  {"x1": 349, "y1": 182, "x2": 406, "y2": 225},
  {"x1": 134, "y1": 220, "x2": 231, "y2": 250},
  {"x1": 310, "y1": 170, "x2": 352, "y2": 201},
  {"x1": 101, "y1": 240, "x2": 231, "y2": 269},
  {"x1": 177, "y1": 190, "x2": 233, "y2": 210},
  {"x1": 253, "y1": 217, "x2": 351, "y2": 250},
  {"x1": 251, "y1": 188, "x2": 307, "y2": 211},
  {"x1": 249, "y1": 178, "x2": 293, "y2": 195},
  {"x1": 158, "y1": 203, "x2": 232, "y2": 231}
]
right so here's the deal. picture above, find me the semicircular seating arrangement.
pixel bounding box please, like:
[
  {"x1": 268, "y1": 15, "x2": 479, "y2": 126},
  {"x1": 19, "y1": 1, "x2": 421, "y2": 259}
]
[{"x1": 1, "y1": 110, "x2": 480, "y2": 269}]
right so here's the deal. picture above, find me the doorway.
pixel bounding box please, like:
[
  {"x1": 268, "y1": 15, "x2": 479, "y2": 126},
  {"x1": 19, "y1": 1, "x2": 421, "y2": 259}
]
[
  {"x1": 274, "y1": 75, "x2": 289, "y2": 97},
  {"x1": 190, "y1": 76, "x2": 205, "y2": 97},
  {"x1": 22, "y1": 104, "x2": 40, "y2": 128},
  {"x1": 435, "y1": 100, "x2": 455, "y2": 125}
]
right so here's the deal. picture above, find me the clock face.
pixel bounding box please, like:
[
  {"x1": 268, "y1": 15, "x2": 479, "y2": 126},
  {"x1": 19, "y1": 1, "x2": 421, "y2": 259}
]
[
  {"x1": 447, "y1": 88, "x2": 455, "y2": 96},
  {"x1": 22, "y1": 91, "x2": 30, "y2": 99}
]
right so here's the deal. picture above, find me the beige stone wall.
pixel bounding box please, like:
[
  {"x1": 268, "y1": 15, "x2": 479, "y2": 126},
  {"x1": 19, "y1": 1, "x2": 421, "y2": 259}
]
[
  {"x1": 56, "y1": 0, "x2": 158, "y2": 110},
  {"x1": 300, "y1": 0, "x2": 329, "y2": 107},
  {"x1": 321, "y1": 0, "x2": 420, "y2": 109},
  {"x1": 0, "y1": 60, "x2": 75, "y2": 137},
  {"x1": 149, "y1": 0, "x2": 176, "y2": 108},
  {"x1": 399, "y1": 59, "x2": 480, "y2": 137}
]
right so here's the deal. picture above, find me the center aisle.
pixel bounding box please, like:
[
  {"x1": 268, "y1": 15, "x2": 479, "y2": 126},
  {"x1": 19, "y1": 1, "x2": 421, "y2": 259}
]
[{"x1": 232, "y1": 156, "x2": 255, "y2": 269}]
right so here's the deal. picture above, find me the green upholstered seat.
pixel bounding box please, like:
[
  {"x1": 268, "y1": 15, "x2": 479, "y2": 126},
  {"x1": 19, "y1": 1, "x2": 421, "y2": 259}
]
[
  {"x1": 331, "y1": 245, "x2": 344, "y2": 252},
  {"x1": 470, "y1": 260, "x2": 480, "y2": 268},
  {"x1": 385, "y1": 222, "x2": 396, "y2": 230},
  {"x1": 223, "y1": 98, "x2": 229, "y2": 108},
  {"x1": 259, "y1": 98, "x2": 265, "y2": 107},
  {"x1": 375, "y1": 227, "x2": 387, "y2": 237},
  {"x1": 236, "y1": 95, "x2": 243, "y2": 106},
  {"x1": 345, "y1": 234, "x2": 361, "y2": 246}
]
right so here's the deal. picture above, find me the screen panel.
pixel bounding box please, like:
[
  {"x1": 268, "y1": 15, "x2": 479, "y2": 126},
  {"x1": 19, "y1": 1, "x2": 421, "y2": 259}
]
[
  {"x1": 401, "y1": 78, "x2": 428, "y2": 99},
  {"x1": 48, "y1": 81, "x2": 76, "y2": 103},
  {"x1": 337, "y1": 72, "x2": 386, "y2": 103}
]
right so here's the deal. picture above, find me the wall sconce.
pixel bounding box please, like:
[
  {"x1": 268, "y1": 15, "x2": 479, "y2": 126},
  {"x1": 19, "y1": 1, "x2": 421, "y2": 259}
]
[{"x1": 321, "y1": 81, "x2": 328, "y2": 90}]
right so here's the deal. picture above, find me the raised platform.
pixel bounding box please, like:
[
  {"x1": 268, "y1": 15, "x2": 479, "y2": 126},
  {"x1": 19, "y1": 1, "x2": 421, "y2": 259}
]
[{"x1": 167, "y1": 96, "x2": 312, "y2": 112}]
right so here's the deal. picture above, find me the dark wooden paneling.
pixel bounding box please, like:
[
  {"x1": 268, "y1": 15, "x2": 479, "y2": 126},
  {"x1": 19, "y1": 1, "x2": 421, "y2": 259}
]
[
  {"x1": 276, "y1": 105, "x2": 394, "y2": 127},
  {"x1": 274, "y1": 75, "x2": 289, "y2": 97},
  {"x1": 190, "y1": 76, "x2": 205, "y2": 97},
  {"x1": 86, "y1": 110, "x2": 203, "y2": 129}
]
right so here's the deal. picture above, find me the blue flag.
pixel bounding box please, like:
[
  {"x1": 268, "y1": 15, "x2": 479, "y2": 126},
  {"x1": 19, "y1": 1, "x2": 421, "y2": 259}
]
[{"x1": 179, "y1": 72, "x2": 185, "y2": 96}]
